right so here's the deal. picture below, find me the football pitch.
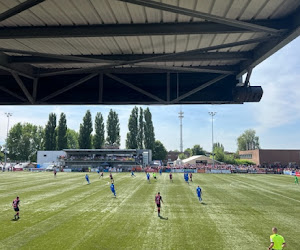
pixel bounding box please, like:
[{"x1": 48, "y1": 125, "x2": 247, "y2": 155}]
[{"x1": 0, "y1": 172, "x2": 299, "y2": 250}]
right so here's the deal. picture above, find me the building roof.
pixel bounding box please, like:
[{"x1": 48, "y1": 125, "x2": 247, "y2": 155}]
[
  {"x1": 0, "y1": 0, "x2": 300, "y2": 105},
  {"x1": 64, "y1": 149, "x2": 137, "y2": 153},
  {"x1": 182, "y1": 155, "x2": 215, "y2": 164}
]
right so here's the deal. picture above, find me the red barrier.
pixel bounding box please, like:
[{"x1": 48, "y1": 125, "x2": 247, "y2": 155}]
[
  {"x1": 296, "y1": 172, "x2": 300, "y2": 177},
  {"x1": 145, "y1": 169, "x2": 158, "y2": 173},
  {"x1": 13, "y1": 168, "x2": 23, "y2": 171}
]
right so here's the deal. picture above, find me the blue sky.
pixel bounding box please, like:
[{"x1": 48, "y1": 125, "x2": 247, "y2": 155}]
[{"x1": 1, "y1": 37, "x2": 300, "y2": 152}]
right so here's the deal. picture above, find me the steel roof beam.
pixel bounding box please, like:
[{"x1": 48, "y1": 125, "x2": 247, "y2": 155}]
[
  {"x1": 238, "y1": 7, "x2": 300, "y2": 77},
  {"x1": 36, "y1": 65, "x2": 237, "y2": 75},
  {"x1": 106, "y1": 73, "x2": 166, "y2": 103},
  {"x1": 171, "y1": 75, "x2": 229, "y2": 103},
  {"x1": 120, "y1": 0, "x2": 280, "y2": 34},
  {"x1": 0, "y1": 0, "x2": 45, "y2": 22},
  {"x1": 11, "y1": 72, "x2": 34, "y2": 104},
  {"x1": 9, "y1": 52, "x2": 251, "y2": 64},
  {"x1": 1, "y1": 48, "x2": 112, "y2": 64},
  {"x1": 0, "y1": 19, "x2": 287, "y2": 39},
  {"x1": 136, "y1": 64, "x2": 236, "y2": 75},
  {"x1": 32, "y1": 78, "x2": 38, "y2": 101},
  {"x1": 38, "y1": 36, "x2": 269, "y2": 77},
  {"x1": 0, "y1": 52, "x2": 35, "y2": 79},
  {"x1": 40, "y1": 73, "x2": 98, "y2": 102},
  {"x1": 0, "y1": 86, "x2": 27, "y2": 102}
]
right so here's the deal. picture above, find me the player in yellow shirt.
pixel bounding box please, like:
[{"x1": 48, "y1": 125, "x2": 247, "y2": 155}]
[{"x1": 268, "y1": 227, "x2": 286, "y2": 250}]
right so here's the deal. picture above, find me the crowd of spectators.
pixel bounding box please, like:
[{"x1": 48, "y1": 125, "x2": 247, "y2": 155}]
[
  {"x1": 64, "y1": 154, "x2": 137, "y2": 162},
  {"x1": 167, "y1": 163, "x2": 299, "y2": 172}
]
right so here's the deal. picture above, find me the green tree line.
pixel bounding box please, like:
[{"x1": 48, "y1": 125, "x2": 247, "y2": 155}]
[
  {"x1": 177, "y1": 129, "x2": 260, "y2": 165},
  {"x1": 2, "y1": 105, "x2": 259, "y2": 163},
  {"x1": 125, "y1": 107, "x2": 166, "y2": 160},
  {"x1": 3, "y1": 107, "x2": 168, "y2": 161}
]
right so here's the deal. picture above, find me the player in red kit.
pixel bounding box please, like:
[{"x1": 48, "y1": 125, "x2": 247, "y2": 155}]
[
  {"x1": 189, "y1": 173, "x2": 193, "y2": 182},
  {"x1": 155, "y1": 192, "x2": 163, "y2": 217},
  {"x1": 12, "y1": 196, "x2": 20, "y2": 220},
  {"x1": 110, "y1": 173, "x2": 114, "y2": 183},
  {"x1": 169, "y1": 172, "x2": 173, "y2": 182}
]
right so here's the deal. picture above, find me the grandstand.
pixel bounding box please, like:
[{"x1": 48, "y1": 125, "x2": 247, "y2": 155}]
[{"x1": 62, "y1": 149, "x2": 151, "y2": 171}]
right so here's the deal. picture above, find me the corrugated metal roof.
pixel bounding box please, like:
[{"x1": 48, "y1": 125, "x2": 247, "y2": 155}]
[
  {"x1": 0, "y1": 0, "x2": 299, "y2": 78},
  {"x1": 1, "y1": 0, "x2": 299, "y2": 27}
]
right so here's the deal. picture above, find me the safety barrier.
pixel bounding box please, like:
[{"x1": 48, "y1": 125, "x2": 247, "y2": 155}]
[{"x1": 206, "y1": 169, "x2": 231, "y2": 174}]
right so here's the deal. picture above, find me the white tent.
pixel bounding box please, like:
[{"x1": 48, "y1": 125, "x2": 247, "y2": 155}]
[{"x1": 182, "y1": 155, "x2": 216, "y2": 165}]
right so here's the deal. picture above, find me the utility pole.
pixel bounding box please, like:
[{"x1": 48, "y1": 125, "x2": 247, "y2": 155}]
[
  {"x1": 208, "y1": 112, "x2": 216, "y2": 168},
  {"x1": 4, "y1": 113, "x2": 12, "y2": 171},
  {"x1": 178, "y1": 107, "x2": 184, "y2": 153}
]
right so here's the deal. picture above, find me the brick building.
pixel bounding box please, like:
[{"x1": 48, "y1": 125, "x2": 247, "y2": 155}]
[{"x1": 239, "y1": 149, "x2": 300, "y2": 166}]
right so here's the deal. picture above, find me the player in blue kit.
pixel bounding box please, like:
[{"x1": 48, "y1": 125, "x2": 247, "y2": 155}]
[
  {"x1": 184, "y1": 173, "x2": 189, "y2": 184},
  {"x1": 147, "y1": 172, "x2": 150, "y2": 183},
  {"x1": 196, "y1": 186, "x2": 202, "y2": 201},
  {"x1": 110, "y1": 183, "x2": 116, "y2": 197},
  {"x1": 131, "y1": 171, "x2": 136, "y2": 177},
  {"x1": 85, "y1": 174, "x2": 90, "y2": 184}
]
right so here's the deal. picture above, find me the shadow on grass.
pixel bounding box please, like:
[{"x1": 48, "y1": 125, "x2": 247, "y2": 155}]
[
  {"x1": 159, "y1": 215, "x2": 168, "y2": 220},
  {"x1": 11, "y1": 218, "x2": 19, "y2": 221},
  {"x1": 201, "y1": 202, "x2": 207, "y2": 205}
]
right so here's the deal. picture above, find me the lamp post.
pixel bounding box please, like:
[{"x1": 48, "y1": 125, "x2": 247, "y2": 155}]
[
  {"x1": 208, "y1": 112, "x2": 216, "y2": 168},
  {"x1": 4, "y1": 113, "x2": 12, "y2": 171}
]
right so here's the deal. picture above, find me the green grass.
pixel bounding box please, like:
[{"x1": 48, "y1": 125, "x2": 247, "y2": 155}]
[{"x1": 0, "y1": 172, "x2": 299, "y2": 249}]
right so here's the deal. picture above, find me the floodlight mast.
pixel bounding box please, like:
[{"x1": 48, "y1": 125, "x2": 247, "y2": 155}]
[
  {"x1": 208, "y1": 112, "x2": 216, "y2": 168},
  {"x1": 178, "y1": 107, "x2": 184, "y2": 153},
  {"x1": 4, "y1": 113, "x2": 12, "y2": 171}
]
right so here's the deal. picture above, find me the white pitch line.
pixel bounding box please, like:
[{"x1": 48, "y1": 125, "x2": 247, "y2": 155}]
[
  {"x1": 234, "y1": 178, "x2": 300, "y2": 204},
  {"x1": 69, "y1": 176, "x2": 144, "y2": 249}
]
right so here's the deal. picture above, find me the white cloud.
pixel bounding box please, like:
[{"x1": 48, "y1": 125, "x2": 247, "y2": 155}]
[{"x1": 250, "y1": 38, "x2": 300, "y2": 133}]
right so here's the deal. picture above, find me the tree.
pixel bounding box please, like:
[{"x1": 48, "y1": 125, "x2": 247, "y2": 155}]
[
  {"x1": 66, "y1": 129, "x2": 79, "y2": 149},
  {"x1": 126, "y1": 107, "x2": 139, "y2": 149},
  {"x1": 57, "y1": 113, "x2": 68, "y2": 150},
  {"x1": 137, "y1": 107, "x2": 144, "y2": 149},
  {"x1": 192, "y1": 144, "x2": 205, "y2": 155},
  {"x1": 184, "y1": 148, "x2": 193, "y2": 157},
  {"x1": 7, "y1": 123, "x2": 44, "y2": 161},
  {"x1": 44, "y1": 113, "x2": 57, "y2": 150},
  {"x1": 144, "y1": 108, "x2": 155, "y2": 151},
  {"x1": 178, "y1": 153, "x2": 187, "y2": 160},
  {"x1": 214, "y1": 145, "x2": 225, "y2": 162},
  {"x1": 0, "y1": 151, "x2": 4, "y2": 161},
  {"x1": 106, "y1": 109, "x2": 120, "y2": 145},
  {"x1": 237, "y1": 129, "x2": 260, "y2": 151},
  {"x1": 213, "y1": 142, "x2": 224, "y2": 151},
  {"x1": 93, "y1": 112, "x2": 105, "y2": 149},
  {"x1": 152, "y1": 140, "x2": 168, "y2": 160},
  {"x1": 78, "y1": 110, "x2": 93, "y2": 149}
]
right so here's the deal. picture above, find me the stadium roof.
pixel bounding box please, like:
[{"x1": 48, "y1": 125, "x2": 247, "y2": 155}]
[
  {"x1": 0, "y1": 0, "x2": 300, "y2": 105},
  {"x1": 64, "y1": 149, "x2": 137, "y2": 153}
]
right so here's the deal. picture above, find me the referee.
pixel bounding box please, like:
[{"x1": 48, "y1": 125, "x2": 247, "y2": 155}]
[{"x1": 268, "y1": 227, "x2": 286, "y2": 250}]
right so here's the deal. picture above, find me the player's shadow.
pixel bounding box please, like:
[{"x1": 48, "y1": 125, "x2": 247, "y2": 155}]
[
  {"x1": 201, "y1": 202, "x2": 207, "y2": 205},
  {"x1": 159, "y1": 215, "x2": 168, "y2": 220},
  {"x1": 11, "y1": 218, "x2": 19, "y2": 221}
]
